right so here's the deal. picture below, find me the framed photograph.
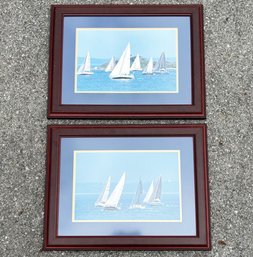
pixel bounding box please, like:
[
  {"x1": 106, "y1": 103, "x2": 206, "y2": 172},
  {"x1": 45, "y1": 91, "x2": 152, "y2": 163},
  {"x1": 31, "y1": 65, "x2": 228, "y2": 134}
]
[
  {"x1": 48, "y1": 4, "x2": 205, "y2": 118},
  {"x1": 44, "y1": 125, "x2": 210, "y2": 250}
]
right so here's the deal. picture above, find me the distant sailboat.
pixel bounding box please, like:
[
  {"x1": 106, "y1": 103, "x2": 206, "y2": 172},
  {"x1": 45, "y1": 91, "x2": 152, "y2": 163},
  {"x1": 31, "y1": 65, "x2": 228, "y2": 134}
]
[
  {"x1": 77, "y1": 51, "x2": 93, "y2": 75},
  {"x1": 130, "y1": 54, "x2": 142, "y2": 71},
  {"x1": 130, "y1": 179, "x2": 145, "y2": 209},
  {"x1": 154, "y1": 52, "x2": 166, "y2": 73},
  {"x1": 149, "y1": 176, "x2": 162, "y2": 205},
  {"x1": 95, "y1": 176, "x2": 111, "y2": 207},
  {"x1": 142, "y1": 57, "x2": 153, "y2": 75},
  {"x1": 104, "y1": 172, "x2": 126, "y2": 210},
  {"x1": 105, "y1": 57, "x2": 116, "y2": 72},
  {"x1": 143, "y1": 181, "x2": 154, "y2": 204},
  {"x1": 109, "y1": 43, "x2": 134, "y2": 79}
]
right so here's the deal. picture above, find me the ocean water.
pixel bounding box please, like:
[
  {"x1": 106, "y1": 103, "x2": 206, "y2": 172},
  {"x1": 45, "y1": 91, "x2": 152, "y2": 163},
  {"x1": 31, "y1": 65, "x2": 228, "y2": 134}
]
[
  {"x1": 76, "y1": 58, "x2": 177, "y2": 92},
  {"x1": 75, "y1": 192, "x2": 180, "y2": 221}
]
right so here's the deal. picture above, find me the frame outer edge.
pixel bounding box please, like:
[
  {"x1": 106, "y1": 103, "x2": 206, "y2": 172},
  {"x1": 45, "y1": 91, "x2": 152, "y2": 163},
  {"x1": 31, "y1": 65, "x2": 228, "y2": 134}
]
[
  {"x1": 199, "y1": 4, "x2": 206, "y2": 118},
  {"x1": 203, "y1": 124, "x2": 211, "y2": 250},
  {"x1": 47, "y1": 6, "x2": 56, "y2": 118},
  {"x1": 43, "y1": 126, "x2": 52, "y2": 250},
  {"x1": 43, "y1": 124, "x2": 211, "y2": 250},
  {"x1": 47, "y1": 4, "x2": 206, "y2": 119}
]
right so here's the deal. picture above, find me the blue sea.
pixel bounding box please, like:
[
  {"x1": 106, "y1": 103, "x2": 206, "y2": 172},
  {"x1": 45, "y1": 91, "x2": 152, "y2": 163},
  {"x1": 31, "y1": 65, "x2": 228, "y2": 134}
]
[
  {"x1": 76, "y1": 58, "x2": 177, "y2": 92},
  {"x1": 75, "y1": 184, "x2": 180, "y2": 221}
]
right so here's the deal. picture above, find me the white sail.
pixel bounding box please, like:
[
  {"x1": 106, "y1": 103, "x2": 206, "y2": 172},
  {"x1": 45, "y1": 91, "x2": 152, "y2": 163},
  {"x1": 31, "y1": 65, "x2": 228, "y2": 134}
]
[
  {"x1": 149, "y1": 176, "x2": 162, "y2": 205},
  {"x1": 77, "y1": 51, "x2": 93, "y2": 75},
  {"x1": 104, "y1": 172, "x2": 126, "y2": 209},
  {"x1": 84, "y1": 51, "x2": 91, "y2": 71},
  {"x1": 110, "y1": 43, "x2": 134, "y2": 79},
  {"x1": 105, "y1": 57, "x2": 116, "y2": 72},
  {"x1": 130, "y1": 179, "x2": 144, "y2": 209},
  {"x1": 154, "y1": 52, "x2": 166, "y2": 73},
  {"x1": 143, "y1": 181, "x2": 154, "y2": 203},
  {"x1": 130, "y1": 54, "x2": 142, "y2": 71},
  {"x1": 142, "y1": 57, "x2": 153, "y2": 74},
  {"x1": 95, "y1": 176, "x2": 111, "y2": 207}
]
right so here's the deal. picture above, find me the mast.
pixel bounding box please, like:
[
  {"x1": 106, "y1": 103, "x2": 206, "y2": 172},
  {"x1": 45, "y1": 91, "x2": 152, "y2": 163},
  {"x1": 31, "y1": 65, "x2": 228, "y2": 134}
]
[
  {"x1": 142, "y1": 57, "x2": 153, "y2": 75},
  {"x1": 104, "y1": 172, "x2": 126, "y2": 209},
  {"x1": 109, "y1": 43, "x2": 134, "y2": 79},
  {"x1": 143, "y1": 181, "x2": 154, "y2": 203},
  {"x1": 130, "y1": 54, "x2": 142, "y2": 71},
  {"x1": 105, "y1": 56, "x2": 116, "y2": 72},
  {"x1": 95, "y1": 176, "x2": 111, "y2": 207}
]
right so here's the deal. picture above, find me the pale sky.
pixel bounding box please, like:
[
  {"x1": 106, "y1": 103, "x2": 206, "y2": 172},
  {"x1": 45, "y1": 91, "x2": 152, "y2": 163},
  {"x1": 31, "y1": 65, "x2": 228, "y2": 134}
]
[
  {"x1": 75, "y1": 151, "x2": 179, "y2": 184},
  {"x1": 76, "y1": 29, "x2": 177, "y2": 59}
]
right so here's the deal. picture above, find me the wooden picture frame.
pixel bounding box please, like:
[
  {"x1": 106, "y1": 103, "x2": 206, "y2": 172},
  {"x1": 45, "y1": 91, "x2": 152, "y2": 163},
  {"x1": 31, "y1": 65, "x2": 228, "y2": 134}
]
[
  {"x1": 48, "y1": 4, "x2": 205, "y2": 119},
  {"x1": 44, "y1": 124, "x2": 210, "y2": 250}
]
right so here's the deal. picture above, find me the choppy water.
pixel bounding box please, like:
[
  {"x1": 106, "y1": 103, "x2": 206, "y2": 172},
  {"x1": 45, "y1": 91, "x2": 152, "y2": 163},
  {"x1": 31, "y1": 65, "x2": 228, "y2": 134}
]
[
  {"x1": 75, "y1": 193, "x2": 180, "y2": 221},
  {"x1": 76, "y1": 59, "x2": 177, "y2": 92}
]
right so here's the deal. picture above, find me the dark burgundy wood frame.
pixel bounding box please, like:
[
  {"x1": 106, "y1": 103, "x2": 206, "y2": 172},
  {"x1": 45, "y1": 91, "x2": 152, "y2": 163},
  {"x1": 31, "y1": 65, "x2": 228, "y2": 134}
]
[
  {"x1": 48, "y1": 4, "x2": 205, "y2": 119},
  {"x1": 44, "y1": 124, "x2": 210, "y2": 250}
]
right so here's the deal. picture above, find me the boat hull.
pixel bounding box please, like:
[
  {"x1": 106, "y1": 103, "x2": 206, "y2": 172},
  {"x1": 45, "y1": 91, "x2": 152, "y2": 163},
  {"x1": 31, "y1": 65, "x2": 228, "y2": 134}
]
[
  {"x1": 142, "y1": 73, "x2": 154, "y2": 75},
  {"x1": 130, "y1": 68, "x2": 142, "y2": 71},
  {"x1": 130, "y1": 204, "x2": 145, "y2": 209},
  {"x1": 104, "y1": 206, "x2": 120, "y2": 210},
  {"x1": 149, "y1": 200, "x2": 162, "y2": 206},
  {"x1": 95, "y1": 202, "x2": 105, "y2": 207},
  {"x1": 154, "y1": 69, "x2": 168, "y2": 74},
  {"x1": 78, "y1": 71, "x2": 94, "y2": 75},
  {"x1": 110, "y1": 74, "x2": 134, "y2": 80}
]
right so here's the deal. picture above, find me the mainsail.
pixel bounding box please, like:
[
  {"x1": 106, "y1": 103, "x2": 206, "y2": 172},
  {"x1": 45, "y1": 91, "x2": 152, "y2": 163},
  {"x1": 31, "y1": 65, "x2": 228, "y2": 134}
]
[
  {"x1": 143, "y1": 181, "x2": 154, "y2": 203},
  {"x1": 130, "y1": 179, "x2": 144, "y2": 209},
  {"x1": 149, "y1": 176, "x2": 162, "y2": 205},
  {"x1": 77, "y1": 51, "x2": 93, "y2": 75},
  {"x1": 130, "y1": 54, "x2": 142, "y2": 71},
  {"x1": 110, "y1": 43, "x2": 134, "y2": 79},
  {"x1": 104, "y1": 172, "x2": 126, "y2": 210},
  {"x1": 95, "y1": 176, "x2": 111, "y2": 207},
  {"x1": 105, "y1": 57, "x2": 116, "y2": 72},
  {"x1": 142, "y1": 57, "x2": 153, "y2": 75},
  {"x1": 154, "y1": 52, "x2": 166, "y2": 73}
]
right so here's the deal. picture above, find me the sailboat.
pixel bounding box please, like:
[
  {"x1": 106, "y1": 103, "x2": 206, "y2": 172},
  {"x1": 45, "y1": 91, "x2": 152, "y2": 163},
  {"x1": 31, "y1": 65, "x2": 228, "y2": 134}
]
[
  {"x1": 109, "y1": 43, "x2": 134, "y2": 79},
  {"x1": 95, "y1": 176, "x2": 111, "y2": 207},
  {"x1": 105, "y1": 56, "x2": 116, "y2": 72},
  {"x1": 77, "y1": 51, "x2": 93, "y2": 75},
  {"x1": 143, "y1": 181, "x2": 154, "y2": 204},
  {"x1": 154, "y1": 52, "x2": 166, "y2": 73},
  {"x1": 130, "y1": 54, "x2": 142, "y2": 71},
  {"x1": 104, "y1": 172, "x2": 126, "y2": 210},
  {"x1": 130, "y1": 179, "x2": 145, "y2": 209},
  {"x1": 142, "y1": 57, "x2": 153, "y2": 75},
  {"x1": 149, "y1": 176, "x2": 162, "y2": 205}
]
